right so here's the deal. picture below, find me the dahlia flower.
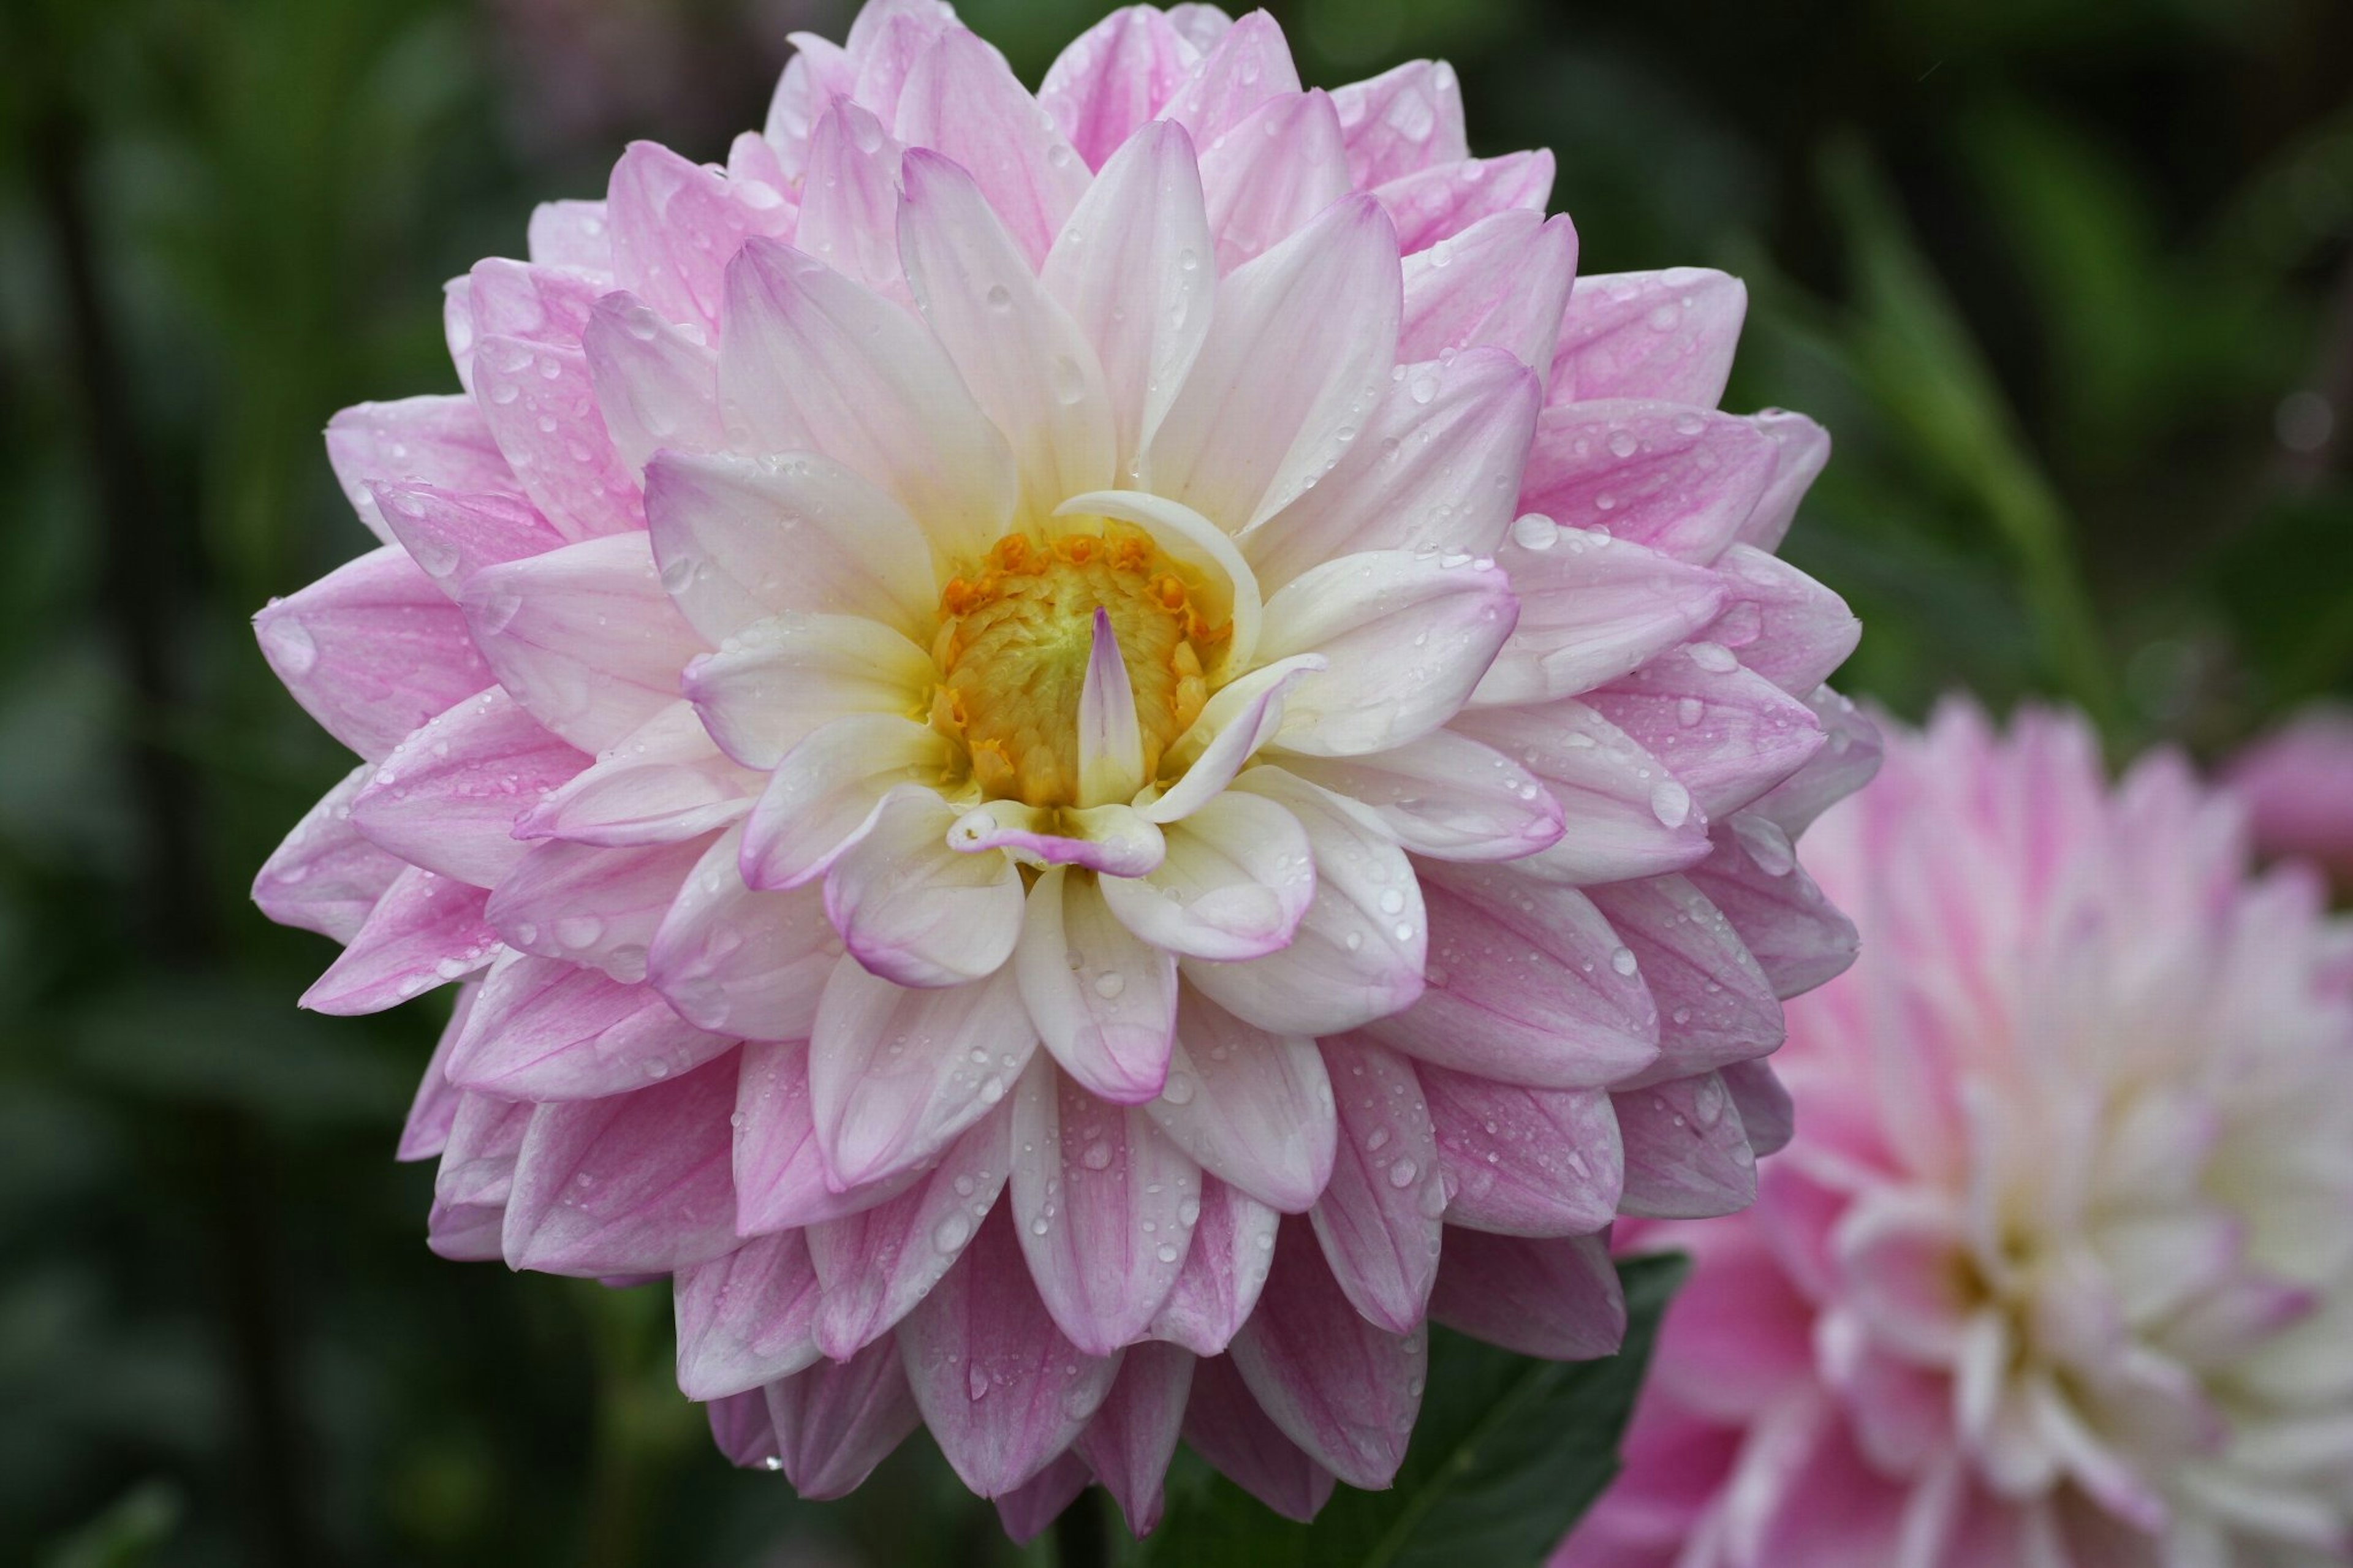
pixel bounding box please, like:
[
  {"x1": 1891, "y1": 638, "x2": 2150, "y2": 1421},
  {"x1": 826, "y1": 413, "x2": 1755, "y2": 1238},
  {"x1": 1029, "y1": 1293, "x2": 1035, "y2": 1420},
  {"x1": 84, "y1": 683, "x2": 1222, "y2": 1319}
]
[
  {"x1": 254, "y1": 0, "x2": 1868, "y2": 1534},
  {"x1": 1559, "y1": 702, "x2": 2353, "y2": 1568}
]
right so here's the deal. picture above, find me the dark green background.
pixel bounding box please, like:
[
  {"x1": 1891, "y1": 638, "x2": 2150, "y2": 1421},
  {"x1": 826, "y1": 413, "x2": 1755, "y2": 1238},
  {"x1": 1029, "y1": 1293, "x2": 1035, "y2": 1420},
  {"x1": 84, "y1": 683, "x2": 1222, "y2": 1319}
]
[{"x1": 2, "y1": 0, "x2": 2347, "y2": 1562}]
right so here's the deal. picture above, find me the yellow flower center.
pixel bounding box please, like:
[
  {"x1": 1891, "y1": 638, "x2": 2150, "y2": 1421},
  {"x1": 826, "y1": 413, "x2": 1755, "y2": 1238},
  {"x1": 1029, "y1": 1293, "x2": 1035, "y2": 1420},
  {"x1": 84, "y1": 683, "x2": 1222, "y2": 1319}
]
[{"x1": 930, "y1": 526, "x2": 1226, "y2": 807}]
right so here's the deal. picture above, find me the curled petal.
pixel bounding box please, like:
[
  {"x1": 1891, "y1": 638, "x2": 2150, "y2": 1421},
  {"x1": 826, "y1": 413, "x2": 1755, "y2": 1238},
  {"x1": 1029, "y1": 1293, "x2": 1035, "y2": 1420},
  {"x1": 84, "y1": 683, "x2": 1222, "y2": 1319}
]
[
  {"x1": 1098, "y1": 791, "x2": 1316, "y2": 962},
  {"x1": 738, "y1": 715, "x2": 954, "y2": 891}
]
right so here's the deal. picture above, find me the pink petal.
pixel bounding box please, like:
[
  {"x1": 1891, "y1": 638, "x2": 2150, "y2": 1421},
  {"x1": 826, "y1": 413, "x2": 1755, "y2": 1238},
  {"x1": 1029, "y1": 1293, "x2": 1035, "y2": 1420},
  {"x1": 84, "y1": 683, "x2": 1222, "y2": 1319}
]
[
  {"x1": 469, "y1": 333, "x2": 643, "y2": 542},
  {"x1": 485, "y1": 833, "x2": 711, "y2": 984},
  {"x1": 253, "y1": 765, "x2": 405, "y2": 942},
  {"x1": 1744, "y1": 684, "x2": 1879, "y2": 838},
  {"x1": 809, "y1": 958, "x2": 1037, "y2": 1190},
  {"x1": 1449, "y1": 700, "x2": 1714, "y2": 885},
  {"x1": 1548, "y1": 269, "x2": 1747, "y2": 409},
  {"x1": 1276, "y1": 730, "x2": 1563, "y2": 863},
  {"x1": 398, "y1": 982, "x2": 477, "y2": 1162},
  {"x1": 1040, "y1": 119, "x2": 1215, "y2": 474},
  {"x1": 995, "y1": 1452, "x2": 1093, "y2": 1543},
  {"x1": 1736, "y1": 409, "x2": 1833, "y2": 551},
  {"x1": 737, "y1": 715, "x2": 954, "y2": 892},
  {"x1": 1590, "y1": 874, "x2": 1784, "y2": 1086},
  {"x1": 460, "y1": 532, "x2": 707, "y2": 752},
  {"x1": 348, "y1": 688, "x2": 588, "y2": 888},
  {"x1": 325, "y1": 396, "x2": 517, "y2": 544},
  {"x1": 435, "y1": 1091, "x2": 531, "y2": 1210},
  {"x1": 256, "y1": 546, "x2": 494, "y2": 762},
  {"x1": 369, "y1": 483, "x2": 566, "y2": 600},
  {"x1": 1145, "y1": 987, "x2": 1335, "y2": 1213},
  {"x1": 673, "y1": 1230, "x2": 824, "y2": 1399},
  {"x1": 1154, "y1": 11, "x2": 1300, "y2": 146},
  {"x1": 1227, "y1": 1217, "x2": 1425, "y2": 1489},
  {"x1": 526, "y1": 199, "x2": 613, "y2": 272},
  {"x1": 1077, "y1": 610, "x2": 1149, "y2": 808},
  {"x1": 826, "y1": 789, "x2": 1023, "y2": 988},
  {"x1": 806, "y1": 1102, "x2": 1012, "y2": 1357},
  {"x1": 1197, "y1": 90, "x2": 1352, "y2": 273},
  {"x1": 1240, "y1": 346, "x2": 1538, "y2": 594},
  {"x1": 643, "y1": 449, "x2": 941, "y2": 649},
  {"x1": 898, "y1": 1205, "x2": 1124, "y2": 1497},
  {"x1": 795, "y1": 101, "x2": 907, "y2": 295},
  {"x1": 1148, "y1": 1174, "x2": 1280, "y2": 1355},
  {"x1": 1519, "y1": 401, "x2": 1778, "y2": 566},
  {"x1": 1369, "y1": 862, "x2": 1660, "y2": 1089},
  {"x1": 1010, "y1": 1058, "x2": 1202, "y2": 1354},
  {"x1": 461, "y1": 257, "x2": 601, "y2": 353},
  {"x1": 445, "y1": 950, "x2": 732, "y2": 1100},
  {"x1": 1648, "y1": 1224, "x2": 1816, "y2": 1420},
  {"x1": 703, "y1": 1388, "x2": 779, "y2": 1469},
  {"x1": 733, "y1": 1041, "x2": 920, "y2": 1235},
  {"x1": 1474, "y1": 529, "x2": 1730, "y2": 707},
  {"x1": 579, "y1": 291, "x2": 725, "y2": 477},
  {"x1": 605, "y1": 140, "x2": 795, "y2": 331},
  {"x1": 513, "y1": 702, "x2": 756, "y2": 849},
  {"x1": 1613, "y1": 1071, "x2": 1760, "y2": 1219},
  {"x1": 648, "y1": 824, "x2": 840, "y2": 1041},
  {"x1": 1039, "y1": 6, "x2": 1192, "y2": 170},
  {"x1": 1703, "y1": 544, "x2": 1860, "y2": 696},
  {"x1": 1145, "y1": 194, "x2": 1401, "y2": 532},
  {"x1": 1332, "y1": 59, "x2": 1468, "y2": 187},
  {"x1": 765, "y1": 1336, "x2": 924, "y2": 1499},
  {"x1": 1371, "y1": 148, "x2": 1555, "y2": 256},
  {"x1": 501, "y1": 1050, "x2": 741, "y2": 1275},
  {"x1": 1077, "y1": 1339, "x2": 1194, "y2": 1536},
  {"x1": 1428, "y1": 1228, "x2": 1626, "y2": 1360},
  {"x1": 1180, "y1": 1351, "x2": 1336, "y2": 1522},
  {"x1": 1309, "y1": 1037, "x2": 1442, "y2": 1332},
  {"x1": 301, "y1": 866, "x2": 499, "y2": 1015},
  {"x1": 1400, "y1": 210, "x2": 1578, "y2": 381},
  {"x1": 1259, "y1": 549, "x2": 1519, "y2": 756},
  {"x1": 1015, "y1": 865, "x2": 1179, "y2": 1105},
  {"x1": 1098, "y1": 791, "x2": 1316, "y2": 961},
  {"x1": 1188, "y1": 768, "x2": 1428, "y2": 1036},
  {"x1": 1422, "y1": 1062, "x2": 1623, "y2": 1237},
  {"x1": 899, "y1": 148, "x2": 1115, "y2": 517},
  {"x1": 893, "y1": 28, "x2": 1091, "y2": 270},
  {"x1": 1720, "y1": 1058, "x2": 1794, "y2": 1157},
  {"x1": 1586, "y1": 652, "x2": 1825, "y2": 819},
  {"x1": 716, "y1": 238, "x2": 1015, "y2": 559}
]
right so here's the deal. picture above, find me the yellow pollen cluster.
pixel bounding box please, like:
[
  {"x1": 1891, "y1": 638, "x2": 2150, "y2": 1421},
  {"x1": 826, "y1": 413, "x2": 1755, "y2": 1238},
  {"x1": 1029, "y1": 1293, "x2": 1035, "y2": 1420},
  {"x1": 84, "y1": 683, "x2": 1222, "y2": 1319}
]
[{"x1": 930, "y1": 527, "x2": 1227, "y2": 807}]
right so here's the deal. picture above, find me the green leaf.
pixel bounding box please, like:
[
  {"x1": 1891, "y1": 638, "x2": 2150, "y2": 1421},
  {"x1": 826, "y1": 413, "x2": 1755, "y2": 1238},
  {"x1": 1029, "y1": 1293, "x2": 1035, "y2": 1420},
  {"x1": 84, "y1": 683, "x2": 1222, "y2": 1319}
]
[{"x1": 1131, "y1": 1253, "x2": 1688, "y2": 1568}]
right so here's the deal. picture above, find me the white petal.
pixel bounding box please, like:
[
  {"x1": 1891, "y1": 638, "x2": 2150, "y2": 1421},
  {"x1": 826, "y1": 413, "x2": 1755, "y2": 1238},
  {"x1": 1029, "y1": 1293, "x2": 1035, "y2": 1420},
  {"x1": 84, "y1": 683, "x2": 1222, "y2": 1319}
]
[
  {"x1": 683, "y1": 612, "x2": 934, "y2": 771},
  {"x1": 825, "y1": 787, "x2": 1024, "y2": 988},
  {"x1": 1099, "y1": 791, "x2": 1315, "y2": 961},
  {"x1": 738, "y1": 715, "x2": 953, "y2": 890},
  {"x1": 1015, "y1": 865, "x2": 1179, "y2": 1104}
]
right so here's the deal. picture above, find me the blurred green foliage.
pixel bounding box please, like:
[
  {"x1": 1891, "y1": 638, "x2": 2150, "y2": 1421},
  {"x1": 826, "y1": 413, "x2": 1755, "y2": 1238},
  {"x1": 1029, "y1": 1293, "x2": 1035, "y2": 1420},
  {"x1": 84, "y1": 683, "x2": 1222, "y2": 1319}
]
[{"x1": 0, "y1": 0, "x2": 2344, "y2": 1562}]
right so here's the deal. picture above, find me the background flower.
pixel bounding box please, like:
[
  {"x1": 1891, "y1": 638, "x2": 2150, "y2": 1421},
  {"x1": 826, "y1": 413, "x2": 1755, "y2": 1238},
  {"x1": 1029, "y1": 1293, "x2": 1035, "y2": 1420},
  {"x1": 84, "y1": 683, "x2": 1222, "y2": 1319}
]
[{"x1": 1558, "y1": 701, "x2": 2353, "y2": 1567}]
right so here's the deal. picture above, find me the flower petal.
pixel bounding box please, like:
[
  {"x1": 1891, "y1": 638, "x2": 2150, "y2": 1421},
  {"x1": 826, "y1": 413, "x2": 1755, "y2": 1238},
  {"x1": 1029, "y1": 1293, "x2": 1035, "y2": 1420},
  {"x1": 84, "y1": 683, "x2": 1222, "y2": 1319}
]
[
  {"x1": 257, "y1": 546, "x2": 495, "y2": 762},
  {"x1": 809, "y1": 958, "x2": 1037, "y2": 1189},
  {"x1": 738, "y1": 714, "x2": 954, "y2": 892},
  {"x1": 648, "y1": 824, "x2": 840, "y2": 1040},
  {"x1": 445, "y1": 949, "x2": 733, "y2": 1100},
  {"x1": 514, "y1": 701, "x2": 757, "y2": 847},
  {"x1": 300, "y1": 866, "x2": 499, "y2": 1015},
  {"x1": 326, "y1": 396, "x2": 517, "y2": 544},
  {"x1": 1309, "y1": 1037, "x2": 1442, "y2": 1332},
  {"x1": 826, "y1": 787, "x2": 1025, "y2": 987},
  {"x1": 254, "y1": 765, "x2": 406, "y2": 942},
  {"x1": 1011, "y1": 1057, "x2": 1202, "y2": 1354},
  {"x1": 765, "y1": 1337, "x2": 924, "y2": 1499},
  {"x1": 605, "y1": 140, "x2": 795, "y2": 331},
  {"x1": 349, "y1": 689, "x2": 589, "y2": 888},
  {"x1": 673, "y1": 1231, "x2": 824, "y2": 1400},
  {"x1": 1039, "y1": 6, "x2": 1193, "y2": 170},
  {"x1": 1098, "y1": 790, "x2": 1316, "y2": 961},
  {"x1": 1368, "y1": 860, "x2": 1661, "y2": 1089},
  {"x1": 1472, "y1": 528, "x2": 1730, "y2": 706},
  {"x1": 1077, "y1": 609, "x2": 1148, "y2": 808},
  {"x1": 1399, "y1": 210, "x2": 1577, "y2": 379},
  {"x1": 502, "y1": 1050, "x2": 740, "y2": 1275},
  {"x1": 718, "y1": 238, "x2": 1015, "y2": 560},
  {"x1": 398, "y1": 983, "x2": 476, "y2": 1162},
  {"x1": 1422, "y1": 1062, "x2": 1623, "y2": 1237},
  {"x1": 1591, "y1": 874, "x2": 1784, "y2": 1086},
  {"x1": 1275, "y1": 729, "x2": 1563, "y2": 862},
  {"x1": 1015, "y1": 865, "x2": 1179, "y2": 1104},
  {"x1": 893, "y1": 27, "x2": 1091, "y2": 270},
  {"x1": 471, "y1": 334, "x2": 644, "y2": 541},
  {"x1": 1519, "y1": 401, "x2": 1776, "y2": 564},
  {"x1": 1613, "y1": 1070, "x2": 1760, "y2": 1219},
  {"x1": 1145, "y1": 987, "x2": 1335, "y2": 1213},
  {"x1": 643, "y1": 449, "x2": 941, "y2": 647},
  {"x1": 371, "y1": 483, "x2": 565, "y2": 600},
  {"x1": 1077, "y1": 1340, "x2": 1194, "y2": 1536},
  {"x1": 486, "y1": 833, "x2": 711, "y2": 983},
  {"x1": 1449, "y1": 700, "x2": 1713, "y2": 884},
  {"x1": 1259, "y1": 550, "x2": 1517, "y2": 756},
  {"x1": 795, "y1": 100, "x2": 907, "y2": 295},
  {"x1": 901, "y1": 149, "x2": 1115, "y2": 522},
  {"x1": 1228, "y1": 1217, "x2": 1425, "y2": 1490},
  {"x1": 1371, "y1": 148, "x2": 1555, "y2": 256},
  {"x1": 899, "y1": 1205, "x2": 1124, "y2": 1497},
  {"x1": 1145, "y1": 194, "x2": 1401, "y2": 532},
  {"x1": 733, "y1": 1041, "x2": 923, "y2": 1236},
  {"x1": 948, "y1": 799, "x2": 1168, "y2": 878},
  {"x1": 806, "y1": 1102, "x2": 1012, "y2": 1357},
  {"x1": 1737, "y1": 409, "x2": 1832, "y2": 552},
  {"x1": 1428, "y1": 1229, "x2": 1626, "y2": 1360},
  {"x1": 1548, "y1": 268, "x2": 1746, "y2": 409},
  {"x1": 1707, "y1": 543, "x2": 1860, "y2": 696},
  {"x1": 1586, "y1": 652, "x2": 1826, "y2": 819},
  {"x1": 684, "y1": 613, "x2": 936, "y2": 773},
  {"x1": 994, "y1": 1454, "x2": 1093, "y2": 1545},
  {"x1": 1181, "y1": 1352, "x2": 1336, "y2": 1522},
  {"x1": 1154, "y1": 10, "x2": 1298, "y2": 145},
  {"x1": 1148, "y1": 1174, "x2": 1281, "y2": 1355},
  {"x1": 1144, "y1": 653, "x2": 1322, "y2": 824},
  {"x1": 526, "y1": 199, "x2": 613, "y2": 271},
  {"x1": 580, "y1": 290, "x2": 725, "y2": 477},
  {"x1": 460, "y1": 532, "x2": 707, "y2": 752},
  {"x1": 1197, "y1": 90, "x2": 1352, "y2": 272}
]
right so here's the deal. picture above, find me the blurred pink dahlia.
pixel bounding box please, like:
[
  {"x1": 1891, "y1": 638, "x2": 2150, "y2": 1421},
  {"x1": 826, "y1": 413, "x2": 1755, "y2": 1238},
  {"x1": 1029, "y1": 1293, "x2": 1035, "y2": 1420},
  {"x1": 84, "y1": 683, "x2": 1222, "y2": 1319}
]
[
  {"x1": 254, "y1": 0, "x2": 1870, "y2": 1534},
  {"x1": 1559, "y1": 702, "x2": 2353, "y2": 1568}
]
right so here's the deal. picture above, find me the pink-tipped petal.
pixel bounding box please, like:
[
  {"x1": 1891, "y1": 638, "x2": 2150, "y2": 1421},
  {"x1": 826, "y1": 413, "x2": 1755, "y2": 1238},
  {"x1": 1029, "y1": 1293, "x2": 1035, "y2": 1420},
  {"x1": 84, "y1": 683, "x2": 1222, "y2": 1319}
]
[
  {"x1": 605, "y1": 140, "x2": 795, "y2": 331},
  {"x1": 1098, "y1": 791, "x2": 1315, "y2": 962},
  {"x1": 1422, "y1": 1062, "x2": 1624, "y2": 1237},
  {"x1": 899, "y1": 1204, "x2": 1124, "y2": 1497},
  {"x1": 1075, "y1": 608, "x2": 1148, "y2": 808},
  {"x1": 348, "y1": 688, "x2": 589, "y2": 888},
  {"x1": 1520, "y1": 401, "x2": 1777, "y2": 566},
  {"x1": 1276, "y1": 729, "x2": 1564, "y2": 863},
  {"x1": 1737, "y1": 408, "x2": 1833, "y2": 551},
  {"x1": 795, "y1": 100, "x2": 907, "y2": 295},
  {"x1": 1587, "y1": 653, "x2": 1826, "y2": 819},
  {"x1": 580, "y1": 290, "x2": 725, "y2": 477},
  {"x1": 301, "y1": 866, "x2": 498, "y2": 1015},
  {"x1": 948, "y1": 799, "x2": 1169, "y2": 879},
  {"x1": 738, "y1": 715, "x2": 953, "y2": 892},
  {"x1": 513, "y1": 703, "x2": 756, "y2": 849},
  {"x1": 1614, "y1": 1070, "x2": 1760, "y2": 1219},
  {"x1": 326, "y1": 395, "x2": 518, "y2": 543},
  {"x1": 1372, "y1": 148, "x2": 1555, "y2": 256},
  {"x1": 371, "y1": 483, "x2": 565, "y2": 600},
  {"x1": 1450, "y1": 701, "x2": 1713, "y2": 885},
  {"x1": 1181, "y1": 1352, "x2": 1337, "y2": 1521},
  {"x1": 471, "y1": 333, "x2": 643, "y2": 542},
  {"x1": 893, "y1": 28, "x2": 1091, "y2": 271},
  {"x1": 1309, "y1": 1037, "x2": 1443, "y2": 1331},
  {"x1": 1149, "y1": 1174, "x2": 1281, "y2": 1355},
  {"x1": 1145, "y1": 987, "x2": 1335, "y2": 1213},
  {"x1": 485, "y1": 833, "x2": 712, "y2": 985},
  {"x1": 1704, "y1": 545, "x2": 1861, "y2": 698},
  {"x1": 673, "y1": 1230, "x2": 824, "y2": 1400},
  {"x1": 254, "y1": 765, "x2": 406, "y2": 942},
  {"x1": 648, "y1": 824, "x2": 840, "y2": 1041},
  {"x1": 733, "y1": 1042, "x2": 923, "y2": 1236},
  {"x1": 995, "y1": 1453, "x2": 1094, "y2": 1544},
  {"x1": 1474, "y1": 528, "x2": 1730, "y2": 708},
  {"x1": 1154, "y1": 11, "x2": 1299, "y2": 146},
  {"x1": 1039, "y1": 6, "x2": 1192, "y2": 169},
  {"x1": 1015, "y1": 865, "x2": 1180, "y2": 1104},
  {"x1": 1331, "y1": 59, "x2": 1468, "y2": 187},
  {"x1": 826, "y1": 789, "x2": 1024, "y2": 988},
  {"x1": 1198, "y1": 89, "x2": 1352, "y2": 273},
  {"x1": 1399, "y1": 210, "x2": 1577, "y2": 380},
  {"x1": 398, "y1": 983, "x2": 477, "y2": 1162},
  {"x1": 1010, "y1": 1057, "x2": 1202, "y2": 1354},
  {"x1": 1591, "y1": 875, "x2": 1784, "y2": 1087},
  {"x1": 1429, "y1": 1228, "x2": 1626, "y2": 1360},
  {"x1": 256, "y1": 547, "x2": 494, "y2": 762},
  {"x1": 1077, "y1": 1340, "x2": 1194, "y2": 1536},
  {"x1": 526, "y1": 199, "x2": 613, "y2": 271},
  {"x1": 1145, "y1": 653, "x2": 1323, "y2": 824},
  {"x1": 445, "y1": 949, "x2": 733, "y2": 1100},
  {"x1": 765, "y1": 1336, "x2": 925, "y2": 1499},
  {"x1": 1548, "y1": 269, "x2": 1747, "y2": 409},
  {"x1": 684, "y1": 613, "x2": 936, "y2": 772}
]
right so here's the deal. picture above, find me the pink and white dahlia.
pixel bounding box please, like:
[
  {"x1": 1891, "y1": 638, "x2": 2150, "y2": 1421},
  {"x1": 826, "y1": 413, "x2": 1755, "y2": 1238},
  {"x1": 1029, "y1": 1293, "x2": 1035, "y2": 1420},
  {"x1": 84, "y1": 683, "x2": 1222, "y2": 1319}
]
[
  {"x1": 1559, "y1": 702, "x2": 2353, "y2": 1568},
  {"x1": 254, "y1": 0, "x2": 1868, "y2": 1534}
]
